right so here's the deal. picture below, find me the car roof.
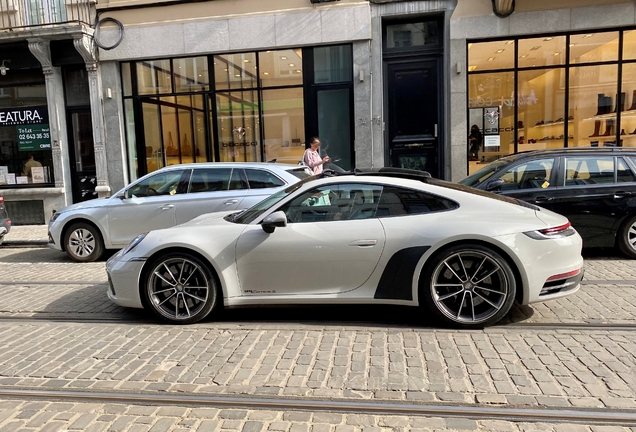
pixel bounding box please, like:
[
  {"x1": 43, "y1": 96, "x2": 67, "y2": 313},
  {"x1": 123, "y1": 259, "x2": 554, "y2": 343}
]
[
  {"x1": 501, "y1": 146, "x2": 636, "y2": 161},
  {"x1": 154, "y1": 162, "x2": 304, "y2": 171}
]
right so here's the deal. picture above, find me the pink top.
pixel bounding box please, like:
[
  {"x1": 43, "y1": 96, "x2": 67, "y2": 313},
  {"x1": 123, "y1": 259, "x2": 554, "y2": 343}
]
[{"x1": 303, "y1": 148, "x2": 323, "y2": 175}]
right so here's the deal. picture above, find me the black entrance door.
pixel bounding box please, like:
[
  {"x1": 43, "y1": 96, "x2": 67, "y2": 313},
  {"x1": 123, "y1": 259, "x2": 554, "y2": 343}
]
[
  {"x1": 67, "y1": 109, "x2": 97, "y2": 203},
  {"x1": 386, "y1": 59, "x2": 441, "y2": 177}
]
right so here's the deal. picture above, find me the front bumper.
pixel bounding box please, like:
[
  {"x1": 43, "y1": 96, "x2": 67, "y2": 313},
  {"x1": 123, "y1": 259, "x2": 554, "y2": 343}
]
[{"x1": 106, "y1": 250, "x2": 146, "y2": 309}]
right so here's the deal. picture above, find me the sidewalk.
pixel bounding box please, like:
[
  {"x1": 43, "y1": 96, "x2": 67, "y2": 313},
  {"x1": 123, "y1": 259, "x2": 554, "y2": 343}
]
[{"x1": 1, "y1": 224, "x2": 48, "y2": 246}]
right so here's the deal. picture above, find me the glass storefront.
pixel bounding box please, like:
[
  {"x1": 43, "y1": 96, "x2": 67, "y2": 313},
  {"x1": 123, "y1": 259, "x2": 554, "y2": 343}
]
[
  {"x1": 122, "y1": 45, "x2": 353, "y2": 181},
  {"x1": 467, "y1": 29, "x2": 636, "y2": 173},
  {"x1": 0, "y1": 84, "x2": 55, "y2": 188}
]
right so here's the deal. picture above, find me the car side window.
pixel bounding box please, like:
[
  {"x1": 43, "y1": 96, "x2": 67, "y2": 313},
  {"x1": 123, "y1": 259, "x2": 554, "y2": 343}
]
[
  {"x1": 499, "y1": 158, "x2": 554, "y2": 191},
  {"x1": 617, "y1": 158, "x2": 636, "y2": 183},
  {"x1": 128, "y1": 170, "x2": 187, "y2": 198},
  {"x1": 375, "y1": 186, "x2": 458, "y2": 217},
  {"x1": 279, "y1": 183, "x2": 383, "y2": 223},
  {"x1": 245, "y1": 169, "x2": 285, "y2": 189},
  {"x1": 564, "y1": 157, "x2": 614, "y2": 186},
  {"x1": 229, "y1": 169, "x2": 248, "y2": 190},
  {"x1": 188, "y1": 168, "x2": 232, "y2": 193}
]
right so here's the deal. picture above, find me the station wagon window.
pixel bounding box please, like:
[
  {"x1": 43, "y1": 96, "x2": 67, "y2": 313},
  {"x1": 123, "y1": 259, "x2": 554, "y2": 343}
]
[
  {"x1": 245, "y1": 169, "x2": 285, "y2": 189},
  {"x1": 499, "y1": 159, "x2": 554, "y2": 190},
  {"x1": 618, "y1": 158, "x2": 636, "y2": 183},
  {"x1": 564, "y1": 157, "x2": 614, "y2": 186},
  {"x1": 280, "y1": 183, "x2": 382, "y2": 223},
  {"x1": 188, "y1": 168, "x2": 233, "y2": 193},
  {"x1": 128, "y1": 169, "x2": 187, "y2": 198},
  {"x1": 375, "y1": 187, "x2": 457, "y2": 217}
]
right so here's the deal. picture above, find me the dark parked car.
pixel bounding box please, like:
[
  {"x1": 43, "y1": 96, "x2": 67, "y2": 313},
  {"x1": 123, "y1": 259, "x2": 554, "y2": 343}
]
[
  {"x1": 0, "y1": 196, "x2": 11, "y2": 246},
  {"x1": 459, "y1": 147, "x2": 636, "y2": 258}
]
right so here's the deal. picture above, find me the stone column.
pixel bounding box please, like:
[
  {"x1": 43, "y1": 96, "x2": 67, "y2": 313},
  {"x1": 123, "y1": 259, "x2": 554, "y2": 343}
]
[
  {"x1": 27, "y1": 39, "x2": 73, "y2": 206},
  {"x1": 74, "y1": 33, "x2": 111, "y2": 197}
]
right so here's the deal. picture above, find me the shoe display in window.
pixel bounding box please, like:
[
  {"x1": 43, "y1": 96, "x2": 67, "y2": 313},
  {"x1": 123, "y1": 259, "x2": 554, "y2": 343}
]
[{"x1": 535, "y1": 120, "x2": 544, "y2": 126}]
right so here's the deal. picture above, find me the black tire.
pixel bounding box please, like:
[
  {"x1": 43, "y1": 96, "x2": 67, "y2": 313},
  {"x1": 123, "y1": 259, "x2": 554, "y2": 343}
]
[
  {"x1": 617, "y1": 214, "x2": 636, "y2": 259},
  {"x1": 419, "y1": 244, "x2": 516, "y2": 329},
  {"x1": 142, "y1": 252, "x2": 217, "y2": 324},
  {"x1": 64, "y1": 222, "x2": 104, "y2": 262}
]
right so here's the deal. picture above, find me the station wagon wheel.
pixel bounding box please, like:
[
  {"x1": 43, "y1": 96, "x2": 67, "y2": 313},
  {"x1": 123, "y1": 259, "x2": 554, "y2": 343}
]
[
  {"x1": 617, "y1": 214, "x2": 636, "y2": 259},
  {"x1": 420, "y1": 244, "x2": 516, "y2": 328},
  {"x1": 64, "y1": 222, "x2": 104, "y2": 262},
  {"x1": 144, "y1": 252, "x2": 217, "y2": 324}
]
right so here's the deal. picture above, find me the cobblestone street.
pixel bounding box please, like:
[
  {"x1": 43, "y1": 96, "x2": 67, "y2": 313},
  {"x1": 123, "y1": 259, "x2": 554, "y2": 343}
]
[{"x1": 0, "y1": 245, "x2": 635, "y2": 431}]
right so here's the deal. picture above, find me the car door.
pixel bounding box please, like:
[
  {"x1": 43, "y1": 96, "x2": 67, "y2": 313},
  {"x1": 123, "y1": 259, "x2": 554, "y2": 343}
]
[
  {"x1": 237, "y1": 168, "x2": 289, "y2": 209},
  {"x1": 492, "y1": 157, "x2": 558, "y2": 206},
  {"x1": 548, "y1": 156, "x2": 628, "y2": 246},
  {"x1": 175, "y1": 168, "x2": 246, "y2": 225},
  {"x1": 235, "y1": 183, "x2": 386, "y2": 296},
  {"x1": 107, "y1": 169, "x2": 190, "y2": 246}
]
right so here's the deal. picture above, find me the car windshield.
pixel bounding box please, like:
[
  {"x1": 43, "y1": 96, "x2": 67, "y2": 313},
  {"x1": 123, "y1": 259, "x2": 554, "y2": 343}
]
[
  {"x1": 231, "y1": 176, "x2": 316, "y2": 224},
  {"x1": 458, "y1": 159, "x2": 511, "y2": 187}
]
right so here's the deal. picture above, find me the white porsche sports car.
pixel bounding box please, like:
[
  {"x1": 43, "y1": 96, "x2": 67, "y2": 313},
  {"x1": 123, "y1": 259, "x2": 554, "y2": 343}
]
[{"x1": 106, "y1": 168, "x2": 584, "y2": 328}]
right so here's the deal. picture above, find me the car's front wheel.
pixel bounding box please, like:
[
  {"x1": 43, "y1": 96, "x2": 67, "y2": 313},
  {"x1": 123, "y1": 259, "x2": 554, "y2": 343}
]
[
  {"x1": 420, "y1": 244, "x2": 516, "y2": 328},
  {"x1": 143, "y1": 252, "x2": 217, "y2": 324},
  {"x1": 64, "y1": 222, "x2": 104, "y2": 262},
  {"x1": 617, "y1": 214, "x2": 636, "y2": 259}
]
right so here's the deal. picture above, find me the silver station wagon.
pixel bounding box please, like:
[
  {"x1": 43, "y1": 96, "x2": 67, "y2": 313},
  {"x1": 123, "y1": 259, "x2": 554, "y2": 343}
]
[{"x1": 48, "y1": 162, "x2": 312, "y2": 262}]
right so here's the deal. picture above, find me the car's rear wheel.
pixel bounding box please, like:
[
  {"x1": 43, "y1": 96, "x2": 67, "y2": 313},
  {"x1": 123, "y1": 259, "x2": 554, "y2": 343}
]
[
  {"x1": 64, "y1": 222, "x2": 104, "y2": 262},
  {"x1": 143, "y1": 252, "x2": 217, "y2": 324},
  {"x1": 420, "y1": 244, "x2": 516, "y2": 328},
  {"x1": 617, "y1": 215, "x2": 636, "y2": 259}
]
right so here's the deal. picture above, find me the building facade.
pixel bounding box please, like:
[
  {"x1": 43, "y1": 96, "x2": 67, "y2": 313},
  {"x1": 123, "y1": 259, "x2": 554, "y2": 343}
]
[{"x1": 2, "y1": 0, "x2": 635, "y2": 223}]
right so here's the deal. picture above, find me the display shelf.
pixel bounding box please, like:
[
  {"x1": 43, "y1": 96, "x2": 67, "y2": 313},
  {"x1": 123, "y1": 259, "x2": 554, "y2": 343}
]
[
  {"x1": 533, "y1": 120, "x2": 573, "y2": 128},
  {"x1": 588, "y1": 134, "x2": 636, "y2": 139}
]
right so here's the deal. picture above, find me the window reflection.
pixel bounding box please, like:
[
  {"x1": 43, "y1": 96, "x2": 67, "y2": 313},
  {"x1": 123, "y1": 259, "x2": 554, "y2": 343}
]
[
  {"x1": 569, "y1": 32, "x2": 618, "y2": 64},
  {"x1": 468, "y1": 40, "x2": 514, "y2": 72},
  {"x1": 214, "y1": 53, "x2": 257, "y2": 90},
  {"x1": 137, "y1": 60, "x2": 171, "y2": 95},
  {"x1": 621, "y1": 63, "x2": 636, "y2": 148},
  {"x1": 259, "y1": 49, "x2": 303, "y2": 87},
  {"x1": 174, "y1": 57, "x2": 209, "y2": 92},
  {"x1": 262, "y1": 88, "x2": 304, "y2": 164},
  {"x1": 518, "y1": 37, "x2": 566, "y2": 67},
  {"x1": 216, "y1": 91, "x2": 260, "y2": 162}
]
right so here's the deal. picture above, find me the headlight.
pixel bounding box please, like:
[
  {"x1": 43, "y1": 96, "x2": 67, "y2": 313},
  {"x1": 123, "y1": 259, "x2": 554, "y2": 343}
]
[
  {"x1": 50, "y1": 211, "x2": 61, "y2": 223},
  {"x1": 122, "y1": 233, "x2": 147, "y2": 255}
]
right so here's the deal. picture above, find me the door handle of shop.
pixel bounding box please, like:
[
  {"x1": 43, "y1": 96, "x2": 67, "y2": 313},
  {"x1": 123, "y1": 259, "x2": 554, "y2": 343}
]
[
  {"x1": 223, "y1": 199, "x2": 239, "y2": 205},
  {"x1": 158, "y1": 204, "x2": 174, "y2": 210},
  {"x1": 349, "y1": 239, "x2": 377, "y2": 247},
  {"x1": 533, "y1": 196, "x2": 552, "y2": 204}
]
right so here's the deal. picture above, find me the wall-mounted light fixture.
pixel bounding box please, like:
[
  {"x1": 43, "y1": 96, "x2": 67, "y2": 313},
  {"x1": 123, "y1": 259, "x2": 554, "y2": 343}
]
[
  {"x1": 0, "y1": 60, "x2": 10, "y2": 76},
  {"x1": 491, "y1": 0, "x2": 515, "y2": 18}
]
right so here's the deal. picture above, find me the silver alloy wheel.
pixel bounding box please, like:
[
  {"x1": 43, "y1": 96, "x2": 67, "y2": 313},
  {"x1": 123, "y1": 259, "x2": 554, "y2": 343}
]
[
  {"x1": 68, "y1": 228, "x2": 96, "y2": 258},
  {"x1": 147, "y1": 257, "x2": 210, "y2": 321},
  {"x1": 627, "y1": 220, "x2": 636, "y2": 252},
  {"x1": 430, "y1": 250, "x2": 509, "y2": 324}
]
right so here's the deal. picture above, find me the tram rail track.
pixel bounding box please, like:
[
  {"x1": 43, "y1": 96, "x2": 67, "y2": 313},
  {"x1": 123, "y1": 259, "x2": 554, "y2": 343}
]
[{"x1": 0, "y1": 388, "x2": 634, "y2": 426}]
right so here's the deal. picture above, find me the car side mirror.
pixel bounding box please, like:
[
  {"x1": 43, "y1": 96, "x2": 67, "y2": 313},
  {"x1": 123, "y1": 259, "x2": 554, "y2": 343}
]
[
  {"x1": 485, "y1": 178, "x2": 505, "y2": 192},
  {"x1": 117, "y1": 192, "x2": 127, "y2": 200},
  {"x1": 261, "y1": 210, "x2": 287, "y2": 234}
]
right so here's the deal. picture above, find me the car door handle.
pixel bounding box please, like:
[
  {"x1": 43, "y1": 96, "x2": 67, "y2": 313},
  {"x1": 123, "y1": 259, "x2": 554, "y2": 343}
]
[
  {"x1": 223, "y1": 199, "x2": 239, "y2": 205},
  {"x1": 533, "y1": 196, "x2": 553, "y2": 204},
  {"x1": 614, "y1": 191, "x2": 632, "y2": 199},
  {"x1": 349, "y1": 239, "x2": 377, "y2": 247},
  {"x1": 158, "y1": 204, "x2": 174, "y2": 210}
]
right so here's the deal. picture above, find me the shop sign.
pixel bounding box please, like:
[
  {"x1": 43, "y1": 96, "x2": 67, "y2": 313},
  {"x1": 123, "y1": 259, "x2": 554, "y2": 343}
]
[{"x1": 0, "y1": 106, "x2": 52, "y2": 151}]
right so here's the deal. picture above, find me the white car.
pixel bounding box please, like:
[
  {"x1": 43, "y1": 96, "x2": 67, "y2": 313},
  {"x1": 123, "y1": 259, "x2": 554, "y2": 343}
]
[
  {"x1": 49, "y1": 163, "x2": 312, "y2": 262},
  {"x1": 106, "y1": 168, "x2": 584, "y2": 328}
]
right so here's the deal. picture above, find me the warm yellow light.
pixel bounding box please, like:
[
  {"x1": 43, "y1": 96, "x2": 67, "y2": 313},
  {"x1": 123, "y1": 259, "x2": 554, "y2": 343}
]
[
  {"x1": 264, "y1": 72, "x2": 269, "y2": 75},
  {"x1": 544, "y1": 37, "x2": 553, "y2": 41},
  {"x1": 496, "y1": 49, "x2": 504, "y2": 53},
  {"x1": 487, "y1": 57, "x2": 495, "y2": 61}
]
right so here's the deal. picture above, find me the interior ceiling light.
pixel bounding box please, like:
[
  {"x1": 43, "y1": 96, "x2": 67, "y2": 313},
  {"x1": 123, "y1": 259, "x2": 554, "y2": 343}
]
[
  {"x1": 569, "y1": 43, "x2": 575, "y2": 47},
  {"x1": 264, "y1": 72, "x2": 269, "y2": 75},
  {"x1": 280, "y1": 56, "x2": 287, "y2": 60},
  {"x1": 553, "y1": 52, "x2": 560, "y2": 56},
  {"x1": 530, "y1": 46, "x2": 541, "y2": 50},
  {"x1": 487, "y1": 57, "x2": 495, "y2": 61},
  {"x1": 544, "y1": 37, "x2": 553, "y2": 41},
  {"x1": 468, "y1": 65, "x2": 477, "y2": 71},
  {"x1": 289, "y1": 63, "x2": 295, "y2": 67},
  {"x1": 520, "y1": 54, "x2": 528, "y2": 58},
  {"x1": 505, "y1": 40, "x2": 514, "y2": 45},
  {"x1": 496, "y1": 49, "x2": 504, "y2": 53},
  {"x1": 491, "y1": 0, "x2": 515, "y2": 18},
  {"x1": 468, "y1": 43, "x2": 473, "y2": 49},
  {"x1": 296, "y1": 69, "x2": 301, "y2": 73},
  {"x1": 583, "y1": 34, "x2": 594, "y2": 38},
  {"x1": 244, "y1": 59, "x2": 250, "y2": 63},
  {"x1": 235, "y1": 74, "x2": 240, "y2": 77}
]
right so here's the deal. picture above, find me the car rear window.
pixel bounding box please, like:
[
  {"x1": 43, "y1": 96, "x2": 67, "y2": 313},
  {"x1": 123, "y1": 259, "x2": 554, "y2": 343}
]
[
  {"x1": 287, "y1": 167, "x2": 313, "y2": 179},
  {"x1": 431, "y1": 178, "x2": 541, "y2": 211},
  {"x1": 245, "y1": 169, "x2": 285, "y2": 189}
]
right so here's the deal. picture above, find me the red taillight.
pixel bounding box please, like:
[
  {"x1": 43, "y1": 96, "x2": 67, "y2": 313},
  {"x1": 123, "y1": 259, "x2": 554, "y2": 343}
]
[
  {"x1": 547, "y1": 268, "x2": 581, "y2": 282},
  {"x1": 539, "y1": 222, "x2": 571, "y2": 235},
  {"x1": 0, "y1": 196, "x2": 3, "y2": 204}
]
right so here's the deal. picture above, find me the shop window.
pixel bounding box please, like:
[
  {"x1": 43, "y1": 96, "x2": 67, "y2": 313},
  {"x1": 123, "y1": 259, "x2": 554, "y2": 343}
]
[
  {"x1": 314, "y1": 45, "x2": 352, "y2": 84},
  {"x1": 518, "y1": 36, "x2": 566, "y2": 68},
  {"x1": 621, "y1": 63, "x2": 636, "y2": 148},
  {"x1": 570, "y1": 32, "x2": 618, "y2": 64},
  {"x1": 174, "y1": 57, "x2": 209, "y2": 93},
  {"x1": 262, "y1": 88, "x2": 304, "y2": 164},
  {"x1": 214, "y1": 53, "x2": 257, "y2": 90},
  {"x1": 624, "y1": 30, "x2": 636, "y2": 61},
  {"x1": 216, "y1": 90, "x2": 260, "y2": 162},
  {"x1": 124, "y1": 99, "x2": 138, "y2": 182},
  {"x1": 137, "y1": 60, "x2": 172, "y2": 95},
  {"x1": 122, "y1": 63, "x2": 132, "y2": 97},
  {"x1": 468, "y1": 40, "x2": 514, "y2": 72},
  {"x1": 259, "y1": 49, "x2": 303, "y2": 87},
  {"x1": 569, "y1": 64, "x2": 618, "y2": 148},
  {"x1": 518, "y1": 69, "x2": 567, "y2": 150}
]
